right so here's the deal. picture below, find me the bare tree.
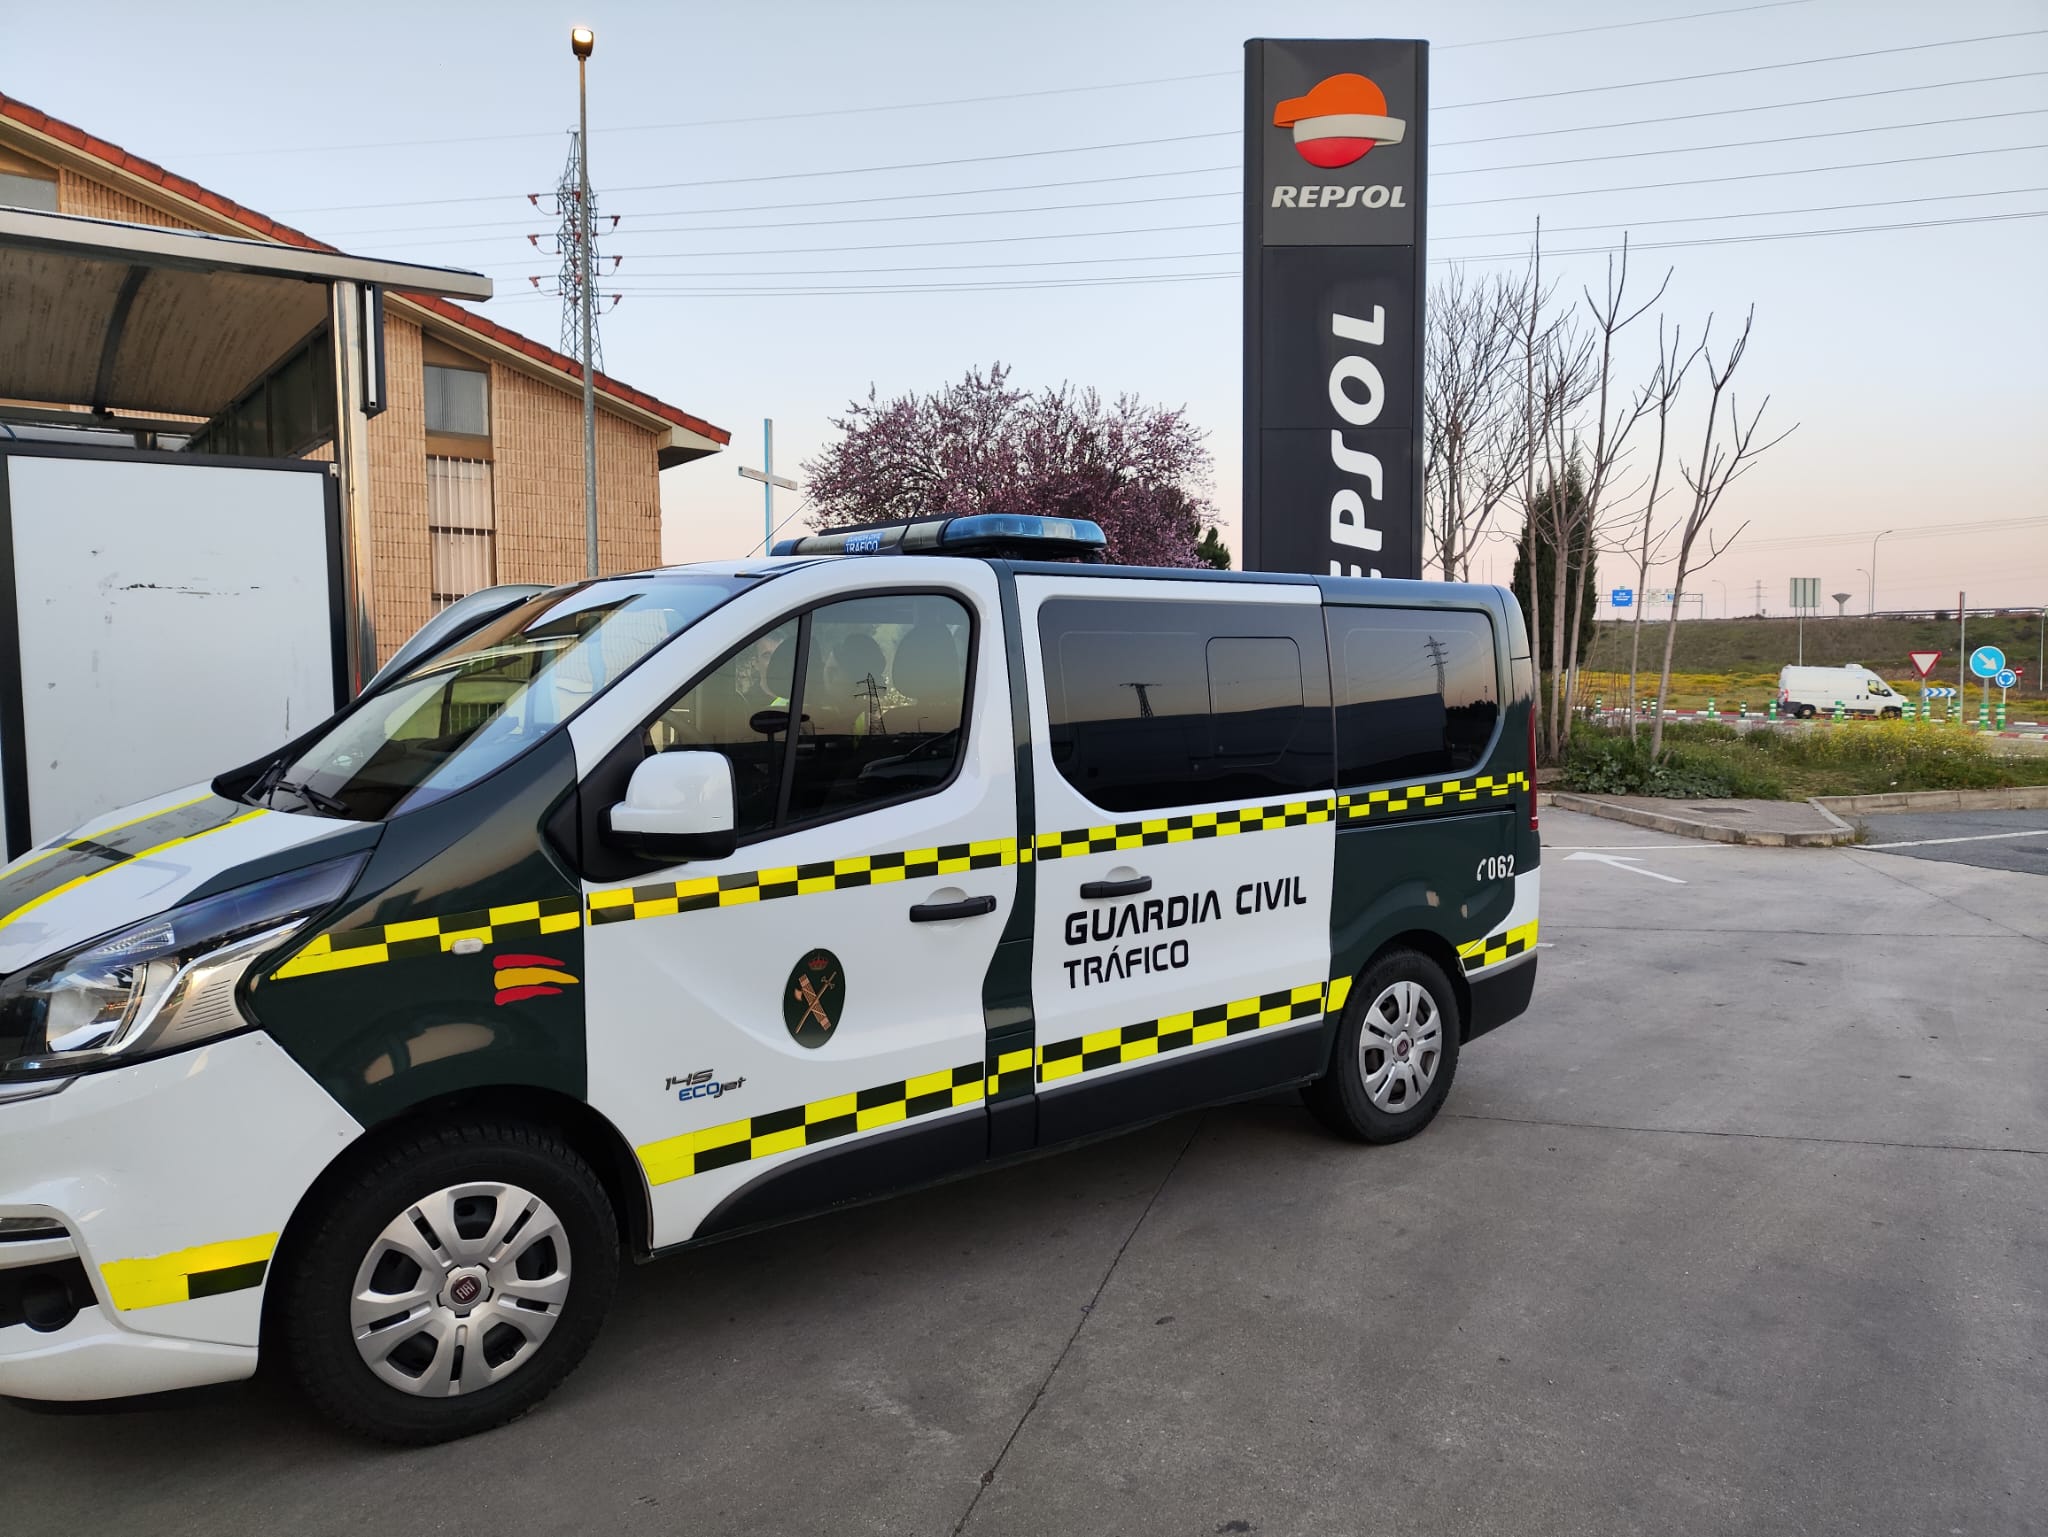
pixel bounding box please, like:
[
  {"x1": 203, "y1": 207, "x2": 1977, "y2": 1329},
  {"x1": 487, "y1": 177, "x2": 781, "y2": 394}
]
[
  {"x1": 1558, "y1": 240, "x2": 1668, "y2": 748},
  {"x1": 1534, "y1": 316, "x2": 1597, "y2": 762},
  {"x1": 1424, "y1": 264, "x2": 1532, "y2": 581},
  {"x1": 1649, "y1": 308, "x2": 1797, "y2": 758},
  {"x1": 1620, "y1": 319, "x2": 1701, "y2": 739}
]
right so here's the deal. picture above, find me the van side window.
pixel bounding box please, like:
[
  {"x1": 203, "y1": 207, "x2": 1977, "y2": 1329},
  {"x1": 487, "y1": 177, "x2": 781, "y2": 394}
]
[
  {"x1": 786, "y1": 594, "x2": 972, "y2": 822},
  {"x1": 642, "y1": 617, "x2": 800, "y2": 837},
  {"x1": 1328, "y1": 607, "x2": 1500, "y2": 787},
  {"x1": 1039, "y1": 598, "x2": 1331, "y2": 813}
]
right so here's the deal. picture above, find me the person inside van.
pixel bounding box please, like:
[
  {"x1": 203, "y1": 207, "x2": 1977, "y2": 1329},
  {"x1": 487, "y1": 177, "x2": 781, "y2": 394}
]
[{"x1": 824, "y1": 632, "x2": 890, "y2": 738}]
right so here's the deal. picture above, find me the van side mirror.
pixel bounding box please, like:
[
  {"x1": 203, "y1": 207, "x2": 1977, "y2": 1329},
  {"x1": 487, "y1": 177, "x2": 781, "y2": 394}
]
[{"x1": 606, "y1": 751, "x2": 738, "y2": 861}]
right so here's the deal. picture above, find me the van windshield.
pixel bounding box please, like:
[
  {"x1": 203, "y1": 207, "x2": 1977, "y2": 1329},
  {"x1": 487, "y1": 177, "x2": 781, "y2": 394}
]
[{"x1": 259, "y1": 575, "x2": 751, "y2": 821}]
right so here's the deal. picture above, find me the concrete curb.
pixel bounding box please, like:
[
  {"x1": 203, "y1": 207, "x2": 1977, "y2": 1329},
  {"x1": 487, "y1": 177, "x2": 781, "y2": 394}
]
[
  {"x1": 1544, "y1": 791, "x2": 1856, "y2": 847},
  {"x1": 1813, "y1": 785, "x2": 2048, "y2": 814}
]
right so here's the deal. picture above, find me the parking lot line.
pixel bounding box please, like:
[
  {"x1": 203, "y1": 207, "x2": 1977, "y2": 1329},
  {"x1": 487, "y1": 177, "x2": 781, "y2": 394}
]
[{"x1": 1862, "y1": 829, "x2": 2048, "y2": 850}]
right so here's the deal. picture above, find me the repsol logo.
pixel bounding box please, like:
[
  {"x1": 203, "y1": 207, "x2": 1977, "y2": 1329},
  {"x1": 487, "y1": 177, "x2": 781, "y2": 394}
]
[
  {"x1": 1328, "y1": 305, "x2": 1388, "y2": 578},
  {"x1": 1271, "y1": 184, "x2": 1408, "y2": 209}
]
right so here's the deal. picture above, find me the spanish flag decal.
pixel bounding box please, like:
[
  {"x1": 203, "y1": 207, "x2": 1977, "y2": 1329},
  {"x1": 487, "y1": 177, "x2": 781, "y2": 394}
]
[{"x1": 493, "y1": 953, "x2": 579, "y2": 1005}]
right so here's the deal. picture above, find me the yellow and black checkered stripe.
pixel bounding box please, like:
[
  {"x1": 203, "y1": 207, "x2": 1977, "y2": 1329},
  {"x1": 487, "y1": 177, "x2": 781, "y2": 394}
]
[
  {"x1": 638, "y1": 1061, "x2": 987, "y2": 1185},
  {"x1": 986, "y1": 1043, "x2": 1037, "y2": 1101},
  {"x1": 1458, "y1": 919, "x2": 1539, "y2": 973},
  {"x1": 589, "y1": 838, "x2": 1022, "y2": 928},
  {"x1": 1338, "y1": 771, "x2": 1529, "y2": 822},
  {"x1": 1034, "y1": 798, "x2": 1334, "y2": 861},
  {"x1": 271, "y1": 894, "x2": 584, "y2": 979},
  {"x1": 1036, "y1": 981, "x2": 1328, "y2": 1084},
  {"x1": 99, "y1": 1232, "x2": 278, "y2": 1311}
]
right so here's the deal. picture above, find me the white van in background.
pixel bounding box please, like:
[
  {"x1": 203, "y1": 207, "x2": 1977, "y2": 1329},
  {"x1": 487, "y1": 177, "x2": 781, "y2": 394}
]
[{"x1": 1777, "y1": 664, "x2": 1906, "y2": 719}]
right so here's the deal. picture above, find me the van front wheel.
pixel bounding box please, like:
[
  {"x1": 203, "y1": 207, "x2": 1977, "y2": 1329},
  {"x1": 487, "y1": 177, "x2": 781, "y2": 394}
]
[
  {"x1": 1303, "y1": 948, "x2": 1462, "y2": 1144},
  {"x1": 280, "y1": 1118, "x2": 619, "y2": 1444}
]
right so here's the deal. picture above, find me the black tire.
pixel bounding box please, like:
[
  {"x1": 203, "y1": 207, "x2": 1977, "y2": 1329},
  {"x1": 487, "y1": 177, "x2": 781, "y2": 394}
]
[
  {"x1": 1797, "y1": 704, "x2": 1817, "y2": 720},
  {"x1": 1882, "y1": 707, "x2": 1902, "y2": 720},
  {"x1": 279, "y1": 1118, "x2": 620, "y2": 1445},
  {"x1": 1303, "y1": 947, "x2": 1462, "y2": 1144}
]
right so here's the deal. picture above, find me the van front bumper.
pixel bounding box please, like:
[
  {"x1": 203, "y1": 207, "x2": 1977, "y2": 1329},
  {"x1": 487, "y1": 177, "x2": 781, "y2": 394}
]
[{"x1": 0, "y1": 1032, "x2": 361, "y2": 1403}]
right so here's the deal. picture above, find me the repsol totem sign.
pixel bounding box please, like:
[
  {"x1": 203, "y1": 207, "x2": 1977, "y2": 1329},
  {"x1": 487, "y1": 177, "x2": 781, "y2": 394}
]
[{"x1": 1243, "y1": 39, "x2": 1427, "y2": 579}]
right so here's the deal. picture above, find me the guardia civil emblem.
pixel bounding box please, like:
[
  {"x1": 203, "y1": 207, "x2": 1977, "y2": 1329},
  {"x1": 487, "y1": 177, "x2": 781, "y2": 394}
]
[{"x1": 782, "y1": 949, "x2": 845, "y2": 1048}]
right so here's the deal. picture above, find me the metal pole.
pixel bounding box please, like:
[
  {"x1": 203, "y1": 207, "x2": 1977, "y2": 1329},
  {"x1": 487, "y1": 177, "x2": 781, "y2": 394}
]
[
  {"x1": 762, "y1": 417, "x2": 774, "y2": 551},
  {"x1": 578, "y1": 54, "x2": 598, "y2": 580},
  {"x1": 329, "y1": 279, "x2": 377, "y2": 691},
  {"x1": 1958, "y1": 591, "x2": 1966, "y2": 720},
  {"x1": 1868, "y1": 528, "x2": 1891, "y2": 614}
]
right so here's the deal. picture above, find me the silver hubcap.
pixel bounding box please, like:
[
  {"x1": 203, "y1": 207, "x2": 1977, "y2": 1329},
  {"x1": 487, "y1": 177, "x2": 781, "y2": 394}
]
[
  {"x1": 350, "y1": 1181, "x2": 571, "y2": 1397},
  {"x1": 1358, "y1": 980, "x2": 1442, "y2": 1112}
]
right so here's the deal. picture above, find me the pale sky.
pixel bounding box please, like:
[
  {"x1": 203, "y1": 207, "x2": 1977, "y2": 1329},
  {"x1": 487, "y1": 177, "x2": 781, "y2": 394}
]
[{"x1": 11, "y1": 0, "x2": 2045, "y2": 612}]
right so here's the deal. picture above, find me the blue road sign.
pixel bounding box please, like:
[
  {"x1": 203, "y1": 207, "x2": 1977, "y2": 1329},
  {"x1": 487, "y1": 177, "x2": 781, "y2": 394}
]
[
  {"x1": 1995, "y1": 668, "x2": 2018, "y2": 690},
  {"x1": 1610, "y1": 587, "x2": 1634, "y2": 608},
  {"x1": 1969, "y1": 645, "x2": 2006, "y2": 678}
]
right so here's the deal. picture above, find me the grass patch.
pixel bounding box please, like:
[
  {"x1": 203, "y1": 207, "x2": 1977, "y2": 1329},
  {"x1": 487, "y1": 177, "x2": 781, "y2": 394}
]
[{"x1": 1558, "y1": 719, "x2": 2048, "y2": 800}]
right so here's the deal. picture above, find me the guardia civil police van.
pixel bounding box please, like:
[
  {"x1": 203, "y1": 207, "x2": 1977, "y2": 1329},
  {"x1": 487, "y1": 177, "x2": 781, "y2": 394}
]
[{"x1": 0, "y1": 515, "x2": 1539, "y2": 1442}]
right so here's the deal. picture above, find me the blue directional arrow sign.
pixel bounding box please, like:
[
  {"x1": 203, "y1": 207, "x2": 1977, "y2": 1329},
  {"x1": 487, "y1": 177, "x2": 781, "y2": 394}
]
[
  {"x1": 1969, "y1": 645, "x2": 2006, "y2": 678},
  {"x1": 1610, "y1": 587, "x2": 1634, "y2": 608},
  {"x1": 1995, "y1": 668, "x2": 2018, "y2": 690}
]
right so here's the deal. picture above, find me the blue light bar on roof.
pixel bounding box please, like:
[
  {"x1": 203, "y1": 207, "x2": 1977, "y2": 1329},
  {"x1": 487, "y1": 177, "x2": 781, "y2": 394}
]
[{"x1": 772, "y1": 513, "x2": 1107, "y2": 561}]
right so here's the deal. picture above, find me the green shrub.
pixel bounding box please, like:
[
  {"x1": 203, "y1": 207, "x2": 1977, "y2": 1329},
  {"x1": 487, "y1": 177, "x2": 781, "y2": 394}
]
[{"x1": 1560, "y1": 725, "x2": 1786, "y2": 799}]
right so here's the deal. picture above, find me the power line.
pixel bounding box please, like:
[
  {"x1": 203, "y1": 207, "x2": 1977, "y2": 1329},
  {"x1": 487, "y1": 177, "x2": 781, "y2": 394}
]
[
  {"x1": 496, "y1": 207, "x2": 2048, "y2": 299},
  {"x1": 179, "y1": 2, "x2": 1817, "y2": 164},
  {"x1": 428, "y1": 145, "x2": 2048, "y2": 267},
  {"x1": 1745, "y1": 515, "x2": 2048, "y2": 550},
  {"x1": 1432, "y1": 108, "x2": 2048, "y2": 182},
  {"x1": 273, "y1": 28, "x2": 2048, "y2": 215},
  {"x1": 569, "y1": 187, "x2": 2046, "y2": 281},
  {"x1": 363, "y1": 125, "x2": 2048, "y2": 258},
  {"x1": 309, "y1": 70, "x2": 2048, "y2": 243}
]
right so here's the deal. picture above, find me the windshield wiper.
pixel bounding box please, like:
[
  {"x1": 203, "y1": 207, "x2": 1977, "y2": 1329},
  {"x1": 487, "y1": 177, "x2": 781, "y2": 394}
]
[{"x1": 270, "y1": 779, "x2": 351, "y2": 816}]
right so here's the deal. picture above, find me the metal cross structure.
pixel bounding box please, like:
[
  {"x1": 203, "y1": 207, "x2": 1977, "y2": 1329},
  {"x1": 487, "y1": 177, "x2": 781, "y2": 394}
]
[
  {"x1": 738, "y1": 418, "x2": 799, "y2": 552},
  {"x1": 550, "y1": 129, "x2": 605, "y2": 373}
]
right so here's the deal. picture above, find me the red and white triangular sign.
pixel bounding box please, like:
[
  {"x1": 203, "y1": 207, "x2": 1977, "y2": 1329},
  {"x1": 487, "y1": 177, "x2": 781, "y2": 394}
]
[{"x1": 1908, "y1": 650, "x2": 1943, "y2": 678}]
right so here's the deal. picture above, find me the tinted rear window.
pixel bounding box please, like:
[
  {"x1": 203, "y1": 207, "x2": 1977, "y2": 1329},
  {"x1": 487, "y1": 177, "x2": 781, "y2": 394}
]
[
  {"x1": 1329, "y1": 607, "x2": 1500, "y2": 787},
  {"x1": 1039, "y1": 597, "x2": 1331, "y2": 813}
]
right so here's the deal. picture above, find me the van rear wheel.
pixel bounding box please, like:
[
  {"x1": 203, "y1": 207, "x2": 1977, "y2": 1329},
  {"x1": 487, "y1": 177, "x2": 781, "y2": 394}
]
[
  {"x1": 279, "y1": 1118, "x2": 619, "y2": 1444},
  {"x1": 1303, "y1": 948, "x2": 1462, "y2": 1144}
]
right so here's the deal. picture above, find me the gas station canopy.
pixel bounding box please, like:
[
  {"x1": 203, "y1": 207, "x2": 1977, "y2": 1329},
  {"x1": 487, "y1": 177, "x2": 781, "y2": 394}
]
[{"x1": 0, "y1": 207, "x2": 492, "y2": 422}]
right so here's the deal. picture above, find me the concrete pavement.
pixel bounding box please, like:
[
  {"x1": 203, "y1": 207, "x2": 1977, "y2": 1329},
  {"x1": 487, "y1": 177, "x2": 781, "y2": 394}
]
[{"x1": 8, "y1": 809, "x2": 2044, "y2": 1537}]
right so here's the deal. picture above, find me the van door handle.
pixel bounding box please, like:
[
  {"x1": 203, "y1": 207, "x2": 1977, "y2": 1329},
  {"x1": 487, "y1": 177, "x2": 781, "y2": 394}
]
[
  {"x1": 1079, "y1": 876, "x2": 1152, "y2": 899},
  {"x1": 909, "y1": 895, "x2": 998, "y2": 923}
]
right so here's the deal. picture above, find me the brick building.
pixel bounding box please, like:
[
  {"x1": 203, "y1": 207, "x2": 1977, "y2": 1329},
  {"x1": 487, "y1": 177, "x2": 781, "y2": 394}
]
[{"x1": 0, "y1": 93, "x2": 728, "y2": 660}]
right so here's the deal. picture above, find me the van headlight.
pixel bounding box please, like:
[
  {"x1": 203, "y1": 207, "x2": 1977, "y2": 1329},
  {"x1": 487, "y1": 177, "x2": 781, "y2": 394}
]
[{"x1": 0, "y1": 855, "x2": 365, "y2": 1082}]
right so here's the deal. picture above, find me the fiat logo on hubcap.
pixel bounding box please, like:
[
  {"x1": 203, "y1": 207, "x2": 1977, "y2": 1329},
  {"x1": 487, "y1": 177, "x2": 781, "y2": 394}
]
[
  {"x1": 450, "y1": 1275, "x2": 483, "y2": 1305},
  {"x1": 1395, "y1": 1036, "x2": 1412, "y2": 1060}
]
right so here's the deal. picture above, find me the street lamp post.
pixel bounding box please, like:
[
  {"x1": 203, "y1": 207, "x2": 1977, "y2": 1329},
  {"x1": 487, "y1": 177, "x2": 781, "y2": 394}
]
[
  {"x1": 572, "y1": 26, "x2": 598, "y2": 580},
  {"x1": 1868, "y1": 528, "x2": 1893, "y2": 614}
]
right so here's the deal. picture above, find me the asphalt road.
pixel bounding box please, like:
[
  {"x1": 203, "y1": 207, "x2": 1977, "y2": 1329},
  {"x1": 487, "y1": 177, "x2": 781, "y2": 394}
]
[
  {"x1": 10, "y1": 808, "x2": 2045, "y2": 1537},
  {"x1": 1857, "y1": 806, "x2": 2048, "y2": 875}
]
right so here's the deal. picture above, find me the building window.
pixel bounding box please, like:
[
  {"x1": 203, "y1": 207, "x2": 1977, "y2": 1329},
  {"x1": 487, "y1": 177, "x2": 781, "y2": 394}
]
[
  {"x1": 428, "y1": 457, "x2": 496, "y2": 608},
  {"x1": 0, "y1": 170, "x2": 57, "y2": 211},
  {"x1": 424, "y1": 364, "x2": 489, "y2": 439}
]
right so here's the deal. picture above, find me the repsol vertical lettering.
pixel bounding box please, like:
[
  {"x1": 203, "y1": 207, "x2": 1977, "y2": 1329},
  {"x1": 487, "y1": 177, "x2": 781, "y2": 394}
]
[{"x1": 1329, "y1": 307, "x2": 1387, "y2": 577}]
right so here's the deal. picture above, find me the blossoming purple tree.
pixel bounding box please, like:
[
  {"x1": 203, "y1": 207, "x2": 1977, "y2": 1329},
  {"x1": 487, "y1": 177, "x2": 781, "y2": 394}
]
[{"x1": 801, "y1": 364, "x2": 1214, "y2": 567}]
